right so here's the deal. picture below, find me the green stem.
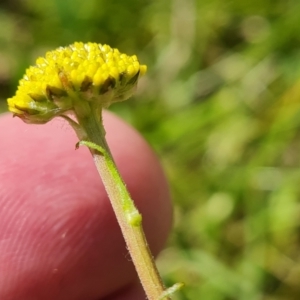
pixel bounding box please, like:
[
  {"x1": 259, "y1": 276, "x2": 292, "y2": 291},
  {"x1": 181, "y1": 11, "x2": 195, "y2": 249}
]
[{"x1": 76, "y1": 110, "x2": 171, "y2": 300}]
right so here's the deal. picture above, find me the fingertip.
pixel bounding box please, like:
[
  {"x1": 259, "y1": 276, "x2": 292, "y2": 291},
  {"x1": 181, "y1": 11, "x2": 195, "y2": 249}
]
[{"x1": 0, "y1": 111, "x2": 172, "y2": 299}]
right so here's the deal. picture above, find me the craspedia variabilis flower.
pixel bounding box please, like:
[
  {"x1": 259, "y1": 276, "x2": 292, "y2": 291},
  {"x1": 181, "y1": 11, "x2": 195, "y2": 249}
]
[{"x1": 7, "y1": 42, "x2": 147, "y2": 124}]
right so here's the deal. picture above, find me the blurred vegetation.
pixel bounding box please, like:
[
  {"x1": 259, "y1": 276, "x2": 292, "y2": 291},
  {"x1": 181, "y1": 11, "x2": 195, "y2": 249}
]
[{"x1": 1, "y1": 0, "x2": 300, "y2": 299}]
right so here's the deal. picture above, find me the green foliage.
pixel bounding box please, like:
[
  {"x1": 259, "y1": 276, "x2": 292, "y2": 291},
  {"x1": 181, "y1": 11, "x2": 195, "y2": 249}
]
[{"x1": 1, "y1": 0, "x2": 300, "y2": 298}]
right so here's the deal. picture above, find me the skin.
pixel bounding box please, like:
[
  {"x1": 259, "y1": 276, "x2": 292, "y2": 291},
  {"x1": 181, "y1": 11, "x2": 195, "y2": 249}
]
[{"x1": 0, "y1": 111, "x2": 172, "y2": 300}]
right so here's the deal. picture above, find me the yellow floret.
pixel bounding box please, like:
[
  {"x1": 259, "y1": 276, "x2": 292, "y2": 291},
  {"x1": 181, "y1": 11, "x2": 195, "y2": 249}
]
[{"x1": 7, "y1": 42, "x2": 147, "y2": 124}]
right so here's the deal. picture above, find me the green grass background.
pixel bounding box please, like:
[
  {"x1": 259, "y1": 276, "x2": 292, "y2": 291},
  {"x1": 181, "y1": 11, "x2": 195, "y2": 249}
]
[{"x1": 1, "y1": 1, "x2": 300, "y2": 299}]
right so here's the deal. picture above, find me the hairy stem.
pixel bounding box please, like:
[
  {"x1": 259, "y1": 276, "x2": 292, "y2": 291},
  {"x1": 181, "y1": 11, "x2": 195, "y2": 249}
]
[{"x1": 76, "y1": 110, "x2": 171, "y2": 300}]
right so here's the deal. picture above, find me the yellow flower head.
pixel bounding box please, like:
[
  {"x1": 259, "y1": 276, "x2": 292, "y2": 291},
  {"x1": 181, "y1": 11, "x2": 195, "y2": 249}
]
[{"x1": 7, "y1": 42, "x2": 147, "y2": 124}]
